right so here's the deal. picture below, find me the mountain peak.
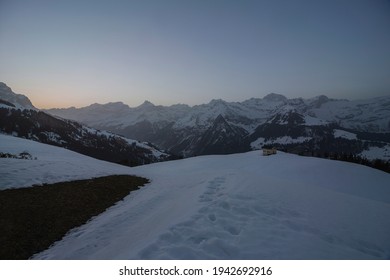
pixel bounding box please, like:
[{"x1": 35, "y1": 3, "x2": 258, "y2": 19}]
[
  {"x1": 0, "y1": 82, "x2": 36, "y2": 110},
  {"x1": 310, "y1": 95, "x2": 331, "y2": 108},
  {"x1": 263, "y1": 93, "x2": 287, "y2": 102},
  {"x1": 106, "y1": 101, "x2": 128, "y2": 108},
  {"x1": 138, "y1": 100, "x2": 155, "y2": 108},
  {"x1": 214, "y1": 114, "x2": 227, "y2": 123},
  {"x1": 313, "y1": 95, "x2": 330, "y2": 103},
  {"x1": 209, "y1": 99, "x2": 225, "y2": 104},
  {"x1": 269, "y1": 111, "x2": 305, "y2": 125},
  {"x1": 0, "y1": 82, "x2": 11, "y2": 91}
]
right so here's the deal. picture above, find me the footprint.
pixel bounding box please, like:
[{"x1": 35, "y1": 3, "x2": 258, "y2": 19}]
[
  {"x1": 208, "y1": 213, "x2": 216, "y2": 222},
  {"x1": 219, "y1": 201, "x2": 231, "y2": 210},
  {"x1": 188, "y1": 235, "x2": 207, "y2": 245},
  {"x1": 199, "y1": 195, "x2": 213, "y2": 202},
  {"x1": 225, "y1": 225, "x2": 241, "y2": 236}
]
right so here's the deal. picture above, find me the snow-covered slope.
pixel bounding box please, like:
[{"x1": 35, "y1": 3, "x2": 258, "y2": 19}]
[
  {"x1": 0, "y1": 134, "x2": 132, "y2": 189},
  {"x1": 2, "y1": 134, "x2": 389, "y2": 259},
  {"x1": 309, "y1": 96, "x2": 390, "y2": 132}
]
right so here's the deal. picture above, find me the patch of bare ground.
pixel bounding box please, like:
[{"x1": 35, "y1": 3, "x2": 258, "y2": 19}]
[{"x1": 0, "y1": 175, "x2": 148, "y2": 259}]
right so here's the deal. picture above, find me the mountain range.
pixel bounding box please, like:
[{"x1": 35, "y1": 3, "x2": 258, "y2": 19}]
[
  {"x1": 1, "y1": 81, "x2": 390, "y2": 166},
  {"x1": 45, "y1": 89, "x2": 390, "y2": 162},
  {"x1": 0, "y1": 82, "x2": 171, "y2": 166}
]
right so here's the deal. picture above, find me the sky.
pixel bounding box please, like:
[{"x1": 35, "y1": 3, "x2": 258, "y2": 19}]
[{"x1": 0, "y1": 0, "x2": 390, "y2": 109}]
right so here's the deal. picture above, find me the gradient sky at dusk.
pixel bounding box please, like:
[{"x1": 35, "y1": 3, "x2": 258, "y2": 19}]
[{"x1": 0, "y1": 0, "x2": 389, "y2": 108}]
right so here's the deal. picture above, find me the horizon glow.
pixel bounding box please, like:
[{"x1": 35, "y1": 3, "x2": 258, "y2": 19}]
[{"x1": 1, "y1": 0, "x2": 390, "y2": 109}]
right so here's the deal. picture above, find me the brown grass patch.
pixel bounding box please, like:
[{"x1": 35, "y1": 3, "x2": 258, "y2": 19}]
[{"x1": 0, "y1": 175, "x2": 148, "y2": 259}]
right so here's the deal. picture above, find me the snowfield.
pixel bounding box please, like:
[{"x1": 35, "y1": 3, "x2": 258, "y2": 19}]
[
  {"x1": 250, "y1": 136, "x2": 311, "y2": 150},
  {"x1": 333, "y1": 129, "x2": 358, "y2": 140},
  {"x1": 1, "y1": 134, "x2": 390, "y2": 259},
  {"x1": 360, "y1": 145, "x2": 390, "y2": 162},
  {"x1": 0, "y1": 134, "x2": 131, "y2": 189}
]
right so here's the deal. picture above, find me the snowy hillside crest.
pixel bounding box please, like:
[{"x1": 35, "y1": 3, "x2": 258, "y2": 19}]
[{"x1": 2, "y1": 134, "x2": 389, "y2": 260}]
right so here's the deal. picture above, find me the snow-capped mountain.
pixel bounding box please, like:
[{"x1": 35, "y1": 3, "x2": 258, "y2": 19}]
[
  {"x1": 46, "y1": 90, "x2": 390, "y2": 161},
  {"x1": 0, "y1": 83, "x2": 171, "y2": 166},
  {"x1": 46, "y1": 93, "x2": 390, "y2": 133},
  {"x1": 0, "y1": 82, "x2": 36, "y2": 110}
]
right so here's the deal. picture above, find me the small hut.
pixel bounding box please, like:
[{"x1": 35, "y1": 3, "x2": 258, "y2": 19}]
[{"x1": 262, "y1": 147, "x2": 277, "y2": 156}]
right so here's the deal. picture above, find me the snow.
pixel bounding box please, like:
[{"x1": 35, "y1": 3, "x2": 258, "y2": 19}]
[
  {"x1": 80, "y1": 126, "x2": 167, "y2": 159},
  {"x1": 333, "y1": 129, "x2": 357, "y2": 140},
  {"x1": 0, "y1": 103, "x2": 13, "y2": 109},
  {"x1": 1, "y1": 134, "x2": 390, "y2": 259},
  {"x1": 0, "y1": 134, "x2": 130, "y2": 189},
  {"x1": 360, "y1": 145, "x2": 390, "y2": 161},
  {"x1": 46, "y1": 94, "x2": 390, "y2": 136},
  {"x1": 304, "y1": 115, "x2": 328, "y2": 126},
  {"x1": 310, "y1": 96, "x2": 390, "y2": 132},
  {"x1": 0, "y1": 82, "x2": 37, "y2": 110},
  {"x1": 40, "y1": 131, "x2": 67, "y2": 144},
  {"x1": 87, "y1": 127, "x2": 166, "y2": 158},
  {"x1": 251, "y1": 136, "x2": 311, "y2": 149},
  {"x1": 250, "y1": 137, "x2": 267, "y2": 149}
]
